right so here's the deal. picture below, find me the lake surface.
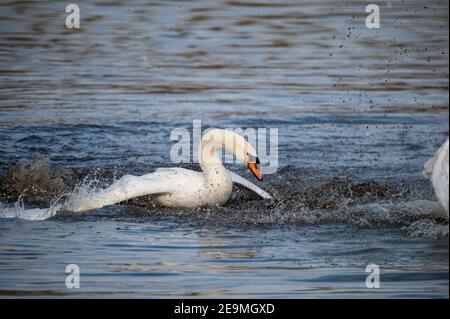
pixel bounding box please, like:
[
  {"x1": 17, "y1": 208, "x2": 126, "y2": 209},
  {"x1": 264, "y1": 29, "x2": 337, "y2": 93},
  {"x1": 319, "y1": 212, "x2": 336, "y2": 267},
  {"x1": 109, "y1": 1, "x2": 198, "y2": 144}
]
[{"x1": 0, "y1": 0, "x2": 448, "y2": 298}]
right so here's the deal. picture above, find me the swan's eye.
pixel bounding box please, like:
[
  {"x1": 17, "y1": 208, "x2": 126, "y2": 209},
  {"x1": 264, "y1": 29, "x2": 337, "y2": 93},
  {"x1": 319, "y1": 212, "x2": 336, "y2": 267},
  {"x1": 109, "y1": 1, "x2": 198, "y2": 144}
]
[{"x1": 247, "y1": 153, "x2": 259, "y2": 165}]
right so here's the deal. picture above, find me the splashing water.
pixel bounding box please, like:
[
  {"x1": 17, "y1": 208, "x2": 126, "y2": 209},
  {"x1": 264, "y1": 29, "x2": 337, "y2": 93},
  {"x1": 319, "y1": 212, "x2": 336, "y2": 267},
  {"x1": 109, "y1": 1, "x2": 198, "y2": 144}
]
[
  {"x1": 0, "y1": 160, "x2": 447, "y2": 240},
  {"x1": 0, "y1": 0, "x2": 448, "y2": 298},
  {"x1": 0, "y1": 173, "x2": 112, "y2": 220},
  {"x1": 0, "y1": 196, "x2": 61, "y2": 221}
]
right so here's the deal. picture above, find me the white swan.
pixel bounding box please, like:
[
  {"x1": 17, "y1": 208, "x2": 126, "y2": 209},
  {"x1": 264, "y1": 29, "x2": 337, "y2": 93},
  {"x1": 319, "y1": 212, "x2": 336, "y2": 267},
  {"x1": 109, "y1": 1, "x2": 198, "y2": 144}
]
[
  {"x1": 65, "y1": 129, "x2": 272, "y2": 212},
  {"x1": 423, "y1": 138, "x2": 449, "y2": 217},
  {"x1": 0, "y1": 129, "x2": 272, "y2": 220}
]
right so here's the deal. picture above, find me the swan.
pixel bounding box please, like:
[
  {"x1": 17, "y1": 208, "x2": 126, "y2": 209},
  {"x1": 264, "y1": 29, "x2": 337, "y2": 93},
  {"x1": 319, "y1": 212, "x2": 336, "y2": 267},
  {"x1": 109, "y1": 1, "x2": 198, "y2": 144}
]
[
  {"x1": 65, "y1": 128, "x2": 272, "y2": 212},
  {"x1": 423, "y1": 138, "x2": 449, "y2": 217},
  {"x1": 0, "y1": 129, "x2": 272, "y2": 220}
]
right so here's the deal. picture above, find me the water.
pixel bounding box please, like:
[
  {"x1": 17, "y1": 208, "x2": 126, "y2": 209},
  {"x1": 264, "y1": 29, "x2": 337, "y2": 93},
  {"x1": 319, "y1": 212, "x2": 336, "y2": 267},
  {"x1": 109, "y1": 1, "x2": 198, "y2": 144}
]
[{"x1": 0, "y1": 0, "x2": 448, "y2": 298}]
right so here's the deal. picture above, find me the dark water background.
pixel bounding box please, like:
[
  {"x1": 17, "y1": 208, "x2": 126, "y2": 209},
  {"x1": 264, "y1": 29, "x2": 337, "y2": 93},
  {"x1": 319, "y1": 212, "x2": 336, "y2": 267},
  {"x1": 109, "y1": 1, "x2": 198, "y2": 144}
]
[{"x1": 0, "y1": 0, "x2": 448, "y2": 298}]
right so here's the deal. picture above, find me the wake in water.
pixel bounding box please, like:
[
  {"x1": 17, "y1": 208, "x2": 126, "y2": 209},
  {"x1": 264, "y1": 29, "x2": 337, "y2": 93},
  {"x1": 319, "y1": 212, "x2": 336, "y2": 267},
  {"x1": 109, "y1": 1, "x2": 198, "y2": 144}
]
[
  {"x1": 0, "y1": 159, "x2": 448, "y2": 239},
  {"x1": 0, "y1": 158, "x2": 111, "y2": 220}
]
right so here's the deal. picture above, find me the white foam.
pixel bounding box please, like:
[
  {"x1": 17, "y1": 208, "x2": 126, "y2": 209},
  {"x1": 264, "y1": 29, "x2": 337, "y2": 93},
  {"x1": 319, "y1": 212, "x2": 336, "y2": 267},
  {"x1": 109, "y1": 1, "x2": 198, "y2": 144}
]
[
  {"x1": 0, "y1": 177, "x2": 105, "y2": 221},
  {"x1": 0, "y1": 201, "x2": 61, "y2": 221}
]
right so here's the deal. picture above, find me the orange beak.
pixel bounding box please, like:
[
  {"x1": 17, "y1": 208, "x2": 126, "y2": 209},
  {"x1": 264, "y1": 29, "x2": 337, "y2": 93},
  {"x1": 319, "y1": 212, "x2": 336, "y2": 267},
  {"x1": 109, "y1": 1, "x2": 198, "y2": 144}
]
[{"x1": 248, "y1": 158, "x2": 263, "y2": 181}]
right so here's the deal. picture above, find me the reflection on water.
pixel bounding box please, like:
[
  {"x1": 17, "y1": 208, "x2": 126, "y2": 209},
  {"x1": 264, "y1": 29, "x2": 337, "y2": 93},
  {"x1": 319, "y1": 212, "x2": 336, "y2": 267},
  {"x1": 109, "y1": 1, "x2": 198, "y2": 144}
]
[
  {"x1": 0, "y1": 220, "x2": 448, "y2": 298},
  {"x1": 0, "y1": 0, "x2": 448, "y2": 298},
  {"x1": 0, "y1": 0, "x2": 448, "y2": 125}
]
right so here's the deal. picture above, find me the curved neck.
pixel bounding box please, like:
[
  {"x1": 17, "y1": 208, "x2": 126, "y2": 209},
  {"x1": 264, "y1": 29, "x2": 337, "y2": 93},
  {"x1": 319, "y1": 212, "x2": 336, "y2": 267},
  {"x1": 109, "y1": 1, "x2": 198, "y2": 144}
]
[
  {"x1": 198, "y1": 129, "x2": 255, "y2": 184},
  {"x1": 199, "y1": 139, "x2": 226, "y2": 178},
  {"x1": 199, "y1": 130, "x2": 229, "y2": 182}
]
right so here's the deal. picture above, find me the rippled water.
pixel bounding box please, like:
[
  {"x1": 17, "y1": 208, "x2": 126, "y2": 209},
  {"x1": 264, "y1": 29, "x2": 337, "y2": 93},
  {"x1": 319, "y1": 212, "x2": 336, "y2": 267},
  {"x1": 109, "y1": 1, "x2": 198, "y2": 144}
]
[{"x1": 0, "y1": 0, "x2": 448, "y2": 298}]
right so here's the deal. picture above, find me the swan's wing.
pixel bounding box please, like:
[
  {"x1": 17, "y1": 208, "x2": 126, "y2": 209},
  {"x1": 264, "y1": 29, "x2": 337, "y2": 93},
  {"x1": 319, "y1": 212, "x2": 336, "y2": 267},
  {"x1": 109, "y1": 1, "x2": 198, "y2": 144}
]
[
  {"x1": 152, "y1": 167, "x2": 195, "y2": 175},
  {"x1": 66, "y1": 174, "x2": 174, "y2": 212},
  {"x1": 424, "y1": 158, "x2": 435, "y2": 178},
  {"x1": 154, "y1": 167, "x2": 176, "y2": 173},
  {"x1": 424, "y1": 152, "x2": 439, "y2": 178},
  {"x1": 424, "y1": 139, "x2": 449, "y2": 178},
  {"x1": 229, "y1": 171, "x2": 273, "y2": 200}
]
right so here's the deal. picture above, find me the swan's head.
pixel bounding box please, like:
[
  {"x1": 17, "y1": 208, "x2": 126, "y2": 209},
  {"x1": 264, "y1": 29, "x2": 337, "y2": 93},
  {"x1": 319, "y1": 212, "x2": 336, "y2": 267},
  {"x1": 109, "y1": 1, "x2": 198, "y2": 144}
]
[
  {"x1": 202, "y1": 129, "x2": 264, "y2": 181},
  {"x1": 246, "y1": 153, "x2": 263, "y2": 181}
]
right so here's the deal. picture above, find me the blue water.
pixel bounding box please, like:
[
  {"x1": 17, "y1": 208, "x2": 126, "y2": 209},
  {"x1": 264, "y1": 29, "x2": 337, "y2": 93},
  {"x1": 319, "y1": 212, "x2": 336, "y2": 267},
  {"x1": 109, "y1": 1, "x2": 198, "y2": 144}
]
[{"x1": 0, "y1": 0, "x2": 448, "y2": 298}]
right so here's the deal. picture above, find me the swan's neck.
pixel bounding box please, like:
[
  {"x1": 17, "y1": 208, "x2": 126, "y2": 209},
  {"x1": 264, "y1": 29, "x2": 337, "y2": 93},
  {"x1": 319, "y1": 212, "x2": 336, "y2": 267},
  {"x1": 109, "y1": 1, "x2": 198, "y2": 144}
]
[
  {"x1": 198, "y1": 129, "x2": 255, "y2": 189},
  {"x1": 199, "y1": 132, "x2": 231, "y2": 185},
  {"x1": 199, "y1": 143, "x2": 230, "y2": 183}
]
